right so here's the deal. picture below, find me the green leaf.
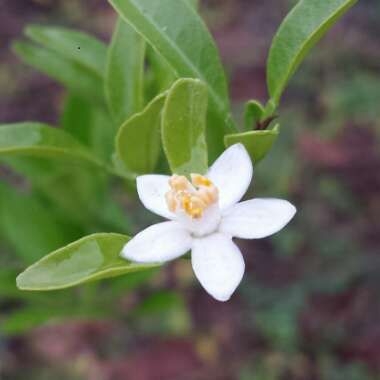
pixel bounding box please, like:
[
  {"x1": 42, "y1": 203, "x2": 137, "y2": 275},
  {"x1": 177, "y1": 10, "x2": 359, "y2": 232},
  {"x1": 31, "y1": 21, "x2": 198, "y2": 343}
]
[
  {"x1": 25, "y1": 25, "x2": 107, "y2": 78},
  {"x1": 12, "y1": 41, "x2": 103, "y2": 102},
  {"x1": 106, "y1": 18, "x2": 146, "y2": 126},
  {"x1": 162, "y1": 79, "x2": 208, "y2": 176},
  {"x1": 61, "y1": 94, "x2": 116, "y2": 162},
  {"x1": 0, "y1": 183, "x2": 73, "y2": 264},
  {"x1": 244, "y1": 100, "x2": 265, "y2": 130},
  {"x1": 17, "y1": 233, "x2": 158, "y2": 291},
  {"x1": 267, "y1": 0, "x2": 358, "y2": 105},
  {"x1": 146, "y1": 45, "x2": 176, "y2": 97},
  {"x1": 107, "y1": 0, "x2": 234, "y2": 153},
  {"x1": 0, "y1": 122, "x2": 105, "y2": 168},
  {"x1": 116, "y1": 92, "x2": 166, "y2": 174},
  {"x1": 224, "y1": 125, "x2": 280, "y2": 164}
]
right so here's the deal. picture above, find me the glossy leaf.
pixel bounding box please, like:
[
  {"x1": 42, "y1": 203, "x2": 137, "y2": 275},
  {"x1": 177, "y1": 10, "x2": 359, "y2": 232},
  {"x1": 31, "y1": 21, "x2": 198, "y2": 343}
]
[
  {"x1": 17, "y1": 233, "x2": 158, "y2": 291},
  {"x1": 267, "y1": 0, "x2": 357, "y2": 105},
  {"x1": 224, "y1": 125, "x2": 280, "y2": 164},
  {"x1": 25, "y1": 25, "x2": 107, "y2": 78},
  {"x1": 116, "y1": 92, "x2": 166, "y2": 174},
  {"x1": 107, "y1": 0, "x2": 234, "y2": 151},
  {"x1": 0, "y1": 183, "x2": 73, "y2": 264},
  {"x1": 244, "y1": 100, "x2": 265, "y2": 130},
  {"x1": 162, "y1": 79, "x2": 208, "y2": 176},
  {"x1": 106, "y1": 18, "x2": 146, "y2": 126},
  {"x1": 12, "y1": 41, "x2": 103, "y2": 102}
]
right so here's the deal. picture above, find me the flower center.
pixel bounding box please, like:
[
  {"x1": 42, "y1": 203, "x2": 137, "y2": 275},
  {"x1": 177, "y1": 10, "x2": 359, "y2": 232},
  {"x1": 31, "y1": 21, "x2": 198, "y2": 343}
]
[{"x1": 165, "y1": 174, "x2": 219, "y2": 219}]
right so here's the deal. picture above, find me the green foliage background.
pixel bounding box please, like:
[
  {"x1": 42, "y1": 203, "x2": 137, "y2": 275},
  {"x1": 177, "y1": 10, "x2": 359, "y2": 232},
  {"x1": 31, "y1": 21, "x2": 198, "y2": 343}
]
[{"x1": 1, "y1": 0, "x2": 380, "y2": 379}]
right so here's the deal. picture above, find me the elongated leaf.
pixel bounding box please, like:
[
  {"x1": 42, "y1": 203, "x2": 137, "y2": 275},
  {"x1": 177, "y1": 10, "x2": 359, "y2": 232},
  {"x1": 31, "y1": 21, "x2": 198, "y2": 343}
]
[
  {"x1": 224, "y1": 125, "x2": 280, "y2": 164},
  {"x1": 13, "y1": 41, "x2": 103, "y2": 102},
  {"x1": 0, "y1": 122, "x2": 105, "y2": 167},
  {"x1": 17, "y1": 233, "x2": 158, "y2": 291},
  {"x1": 61, "y1": 94, "x2": 93, "y2": 145},
  {"x1": 25, "y1": 25, "x2": 107, "y2": 78},
  {"x1": 0, "y1": 183, "x2": 73, "y2": 264},
  {"x1": 107, "y1": 0, "x2": 234, "y2": 152},
  {"x1": 146, "y1": 45, "x2": 176, "y2": 96},
  {"x1": 61, "y1": 94, "x2": 116, "y2": 162},
  {"x1": 106, "y1": 18, "x2": 146, "y2": 126},
  {"x1": 116, "y1": 92, "x2": 166, "y2": 174},
  {"x1": 267, "y1": 0, "x2": 357, "y2": 105},
  {"x1": 162, "y1": 79, "x2": 208, "y2": 176}
]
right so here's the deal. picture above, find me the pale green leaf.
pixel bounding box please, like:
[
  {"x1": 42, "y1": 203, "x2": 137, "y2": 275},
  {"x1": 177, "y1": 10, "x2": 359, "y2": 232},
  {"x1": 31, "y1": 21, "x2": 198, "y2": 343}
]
[
  {"x1": 162, "y1": 79, "x2": 208, "y2": 176},
  {"x1": 224, "y1": 125, "x2": 280, "y2": 164},
  {"x1": 106, "y1": 18, "x2": 146, "y2": 126},
  {"x1": 116, "y1": 92, "x2": 166, "y2": 174},
  {"x1": 267, "y1": 0, "x2": 358, "y2": 105},
  {"x1": 17, "y1": 233, "x2": 158, "y2": 291}
]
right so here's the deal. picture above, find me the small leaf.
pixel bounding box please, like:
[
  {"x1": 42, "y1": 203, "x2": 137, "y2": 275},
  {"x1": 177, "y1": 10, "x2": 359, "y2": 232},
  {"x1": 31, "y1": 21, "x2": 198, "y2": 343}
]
[
  {"x1": 17, "y1": 233, "x2": 158, "y2": 291},
  {"x1": 267, "y1": 0, "x2": 358, "y2": 106},
  {"x1": 162, "y1": 79, "x2": 208, "y2": 176},
  {"x1": 244, "y1": 100, "x2": 265, "y2": 130},
  {"x1": 224, "y1": 125, "x2": 280, "y2": 164},
  {"x1": 106, "y1": 18, "x2": 146, "y2": 126},
  {"x1": 107, "y1": 0, "x2": 234, "y2": 154},
  {"x1": 25, "y1": 25, "x2": 107, "y2": 78},
  {"x1": 116, "y1": 92, "x2": 166, "y2": 174},
  {"x1": 13, "y1": 41, "x2": 103, "y2": 102}
]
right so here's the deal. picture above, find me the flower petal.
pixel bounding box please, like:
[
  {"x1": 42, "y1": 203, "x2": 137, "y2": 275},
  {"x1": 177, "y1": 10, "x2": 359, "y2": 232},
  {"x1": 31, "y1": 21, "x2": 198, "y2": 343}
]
[
  {"x1": 191, "y1": 233, "x2": 245, "y2": 302},
  {"x1": 220, "y1": 198, "x2": 296, "y2": 239},
  {"x1": 136, "y1": 175, "x2": 174, "y2": 219},
  {"x1": 121, "y1": 221, "x2": 192, "y2": 263},
  {"x1": 207, "y1": 144, "x2": 253, "y2": 211}
]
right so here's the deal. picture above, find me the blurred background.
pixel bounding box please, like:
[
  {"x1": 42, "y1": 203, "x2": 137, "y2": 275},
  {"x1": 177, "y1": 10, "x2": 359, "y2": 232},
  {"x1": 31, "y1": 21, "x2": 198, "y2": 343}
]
[{"x1": 1, "y1": 0, "x2": 380, "y2": 379}]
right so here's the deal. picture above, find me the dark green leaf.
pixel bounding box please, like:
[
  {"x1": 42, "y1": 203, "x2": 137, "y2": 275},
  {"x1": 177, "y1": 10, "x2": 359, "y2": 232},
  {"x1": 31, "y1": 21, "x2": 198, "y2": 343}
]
[
  {"x1": 106, "y1": 18, "x2": 146, "y2": 126},
  {"x1": 162, "y1": 79, "x2": 208, "y2": 176},
  {"x1": 61, "y1": 94, "x2": 116, "y2": 162},
  {"x1": 17, "y1": 233, "x2": 158, "y2": 291},
  {"x1": 267, "y1": 0, "x2": 357, "y2": 106},
  {"x1": 224, "y1": 125, "x2": 280, "y2": 164},
  {"x1": 116, "y1": 92, "x2": 166, "y2": 174},
  {"x1": 0, "y1": 183, "x2": 72, "y2": 264}
]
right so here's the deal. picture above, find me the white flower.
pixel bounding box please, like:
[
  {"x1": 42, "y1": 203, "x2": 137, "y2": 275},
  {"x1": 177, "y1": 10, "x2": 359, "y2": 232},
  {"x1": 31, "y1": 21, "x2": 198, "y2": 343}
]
[{"x1": 121, "y1": 144, "x2": 296, "y2": 302}]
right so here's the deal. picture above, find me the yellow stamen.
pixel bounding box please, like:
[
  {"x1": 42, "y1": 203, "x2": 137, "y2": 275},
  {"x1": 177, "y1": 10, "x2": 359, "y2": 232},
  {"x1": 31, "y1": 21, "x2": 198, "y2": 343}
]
[{"x1": 165, "y1": 173, "x2": 218, "y2": 219}]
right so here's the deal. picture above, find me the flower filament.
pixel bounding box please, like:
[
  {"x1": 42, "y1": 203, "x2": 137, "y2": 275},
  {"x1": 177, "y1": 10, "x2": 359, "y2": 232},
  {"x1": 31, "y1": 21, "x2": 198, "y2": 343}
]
[{"x1": 165, "y1": 174, "x2": 218, "y2": 219}]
